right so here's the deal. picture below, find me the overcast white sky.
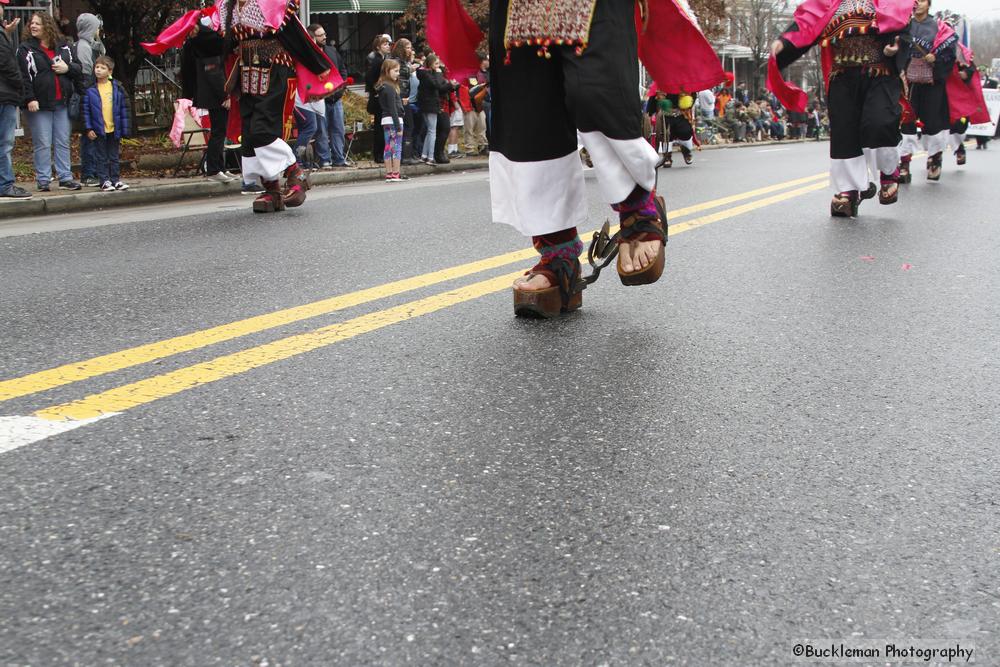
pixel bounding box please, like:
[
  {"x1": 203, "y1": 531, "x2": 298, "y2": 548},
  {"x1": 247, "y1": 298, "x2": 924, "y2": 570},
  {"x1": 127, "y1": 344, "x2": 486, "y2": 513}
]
[{"x1": 938, "y1": 0, "x2": 1000, "y2": 20}]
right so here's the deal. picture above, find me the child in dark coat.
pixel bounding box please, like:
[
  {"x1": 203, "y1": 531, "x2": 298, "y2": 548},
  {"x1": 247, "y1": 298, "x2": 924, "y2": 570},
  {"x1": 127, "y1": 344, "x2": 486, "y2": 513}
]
[{"x1": 82, "y1": 55, "x2": 131, "y2": 191}]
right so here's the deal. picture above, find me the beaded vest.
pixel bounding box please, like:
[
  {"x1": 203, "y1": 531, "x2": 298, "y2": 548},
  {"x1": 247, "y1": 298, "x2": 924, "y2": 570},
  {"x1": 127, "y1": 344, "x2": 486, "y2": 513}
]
[
  {"x1": 503, "y1": 0, "x2": 599, "y2": 62},
  {"x1": 821, "y1": 0, "x2": 889, "y2": 76}
]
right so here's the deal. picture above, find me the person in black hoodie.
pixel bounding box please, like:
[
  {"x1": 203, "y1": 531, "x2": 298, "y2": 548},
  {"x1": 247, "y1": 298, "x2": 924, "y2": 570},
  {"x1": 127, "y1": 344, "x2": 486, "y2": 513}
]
[
  {"x1": 435, "y1": 64, "x2": 459, "y2": 164},
  {"x1": 181, "y1": 17, "x2": 233, "y2": 182},
  {"x1": 0, "y1": 4, "x2": 30, "y2": 199},
  {"x1": 17, "y1": 11, "x2": 82, "y2": 191},
  {"x1": 415, "y1": 53, "x2": 455, "y2": 165},
  {"x1": 391, "y1": 38, "x2": 419, "y2": 164},
  {"x1": 365, "y1": 35, "x2": 391, "y2": 163}
]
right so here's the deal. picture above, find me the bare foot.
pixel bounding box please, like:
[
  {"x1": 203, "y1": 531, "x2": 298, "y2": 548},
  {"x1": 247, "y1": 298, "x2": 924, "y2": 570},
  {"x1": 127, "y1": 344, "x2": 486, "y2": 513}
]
[
  {"x1": 618, "y1": 239, "x2": 661, "y2": 273},
  {"x1": 513, "y1": 273, "x2": 553, "y2": 291}
]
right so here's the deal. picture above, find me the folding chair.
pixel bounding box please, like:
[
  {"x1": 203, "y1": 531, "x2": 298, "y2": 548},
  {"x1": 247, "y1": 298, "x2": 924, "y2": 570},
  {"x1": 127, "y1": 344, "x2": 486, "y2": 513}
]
[
  {"x1": 174, "y1": 112, "x2": 208, "y2": 177},
  {"x1": 343, "y1": 120, "x2": 364, "y2": 166}
]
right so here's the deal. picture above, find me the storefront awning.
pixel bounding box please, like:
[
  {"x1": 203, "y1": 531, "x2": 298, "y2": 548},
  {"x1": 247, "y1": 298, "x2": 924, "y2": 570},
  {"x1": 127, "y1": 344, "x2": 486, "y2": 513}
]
[{"x1": 310, "y1": 0, "x2": 408, "y2": 13}]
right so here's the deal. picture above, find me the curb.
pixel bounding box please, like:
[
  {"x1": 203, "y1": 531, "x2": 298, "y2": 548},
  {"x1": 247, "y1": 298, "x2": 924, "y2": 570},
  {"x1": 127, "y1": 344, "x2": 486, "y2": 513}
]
[
  {"x1": 698, "y1": 137, "x2": 825, "y2": 151},
  {"x1": 0, "y1": 139, "x2": 825, "y2": 221},
  {"x1": 0, "y1": 158, "x2": 491, "y2": 221}
]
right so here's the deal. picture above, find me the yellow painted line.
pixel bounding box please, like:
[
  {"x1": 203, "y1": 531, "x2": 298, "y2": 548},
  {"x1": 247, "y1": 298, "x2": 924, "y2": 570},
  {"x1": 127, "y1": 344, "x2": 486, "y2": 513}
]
[
  {"x1": 671, "y1": 180, "x2": 829, "y2": 235},
  {"x1": 34, "y1": 178, "x2": 827, "y2": 422},
  {"x1": 0, "y1": 171, "x2": 828, "y2": 404},
  {"x1": 34, "y1": 270, "x2": 527, "y2": 421},
  {"x1": 668, "y1": 172, "x2": 827, "y2": 219}
]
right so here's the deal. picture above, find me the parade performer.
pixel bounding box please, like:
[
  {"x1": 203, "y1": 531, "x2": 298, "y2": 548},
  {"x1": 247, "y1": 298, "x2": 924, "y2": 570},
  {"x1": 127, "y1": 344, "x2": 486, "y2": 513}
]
[
  {"x1": 427, "y1": 0, "x2": 724, "y2": 317},
  {"x1": 944, "y1": 39, "x2": 989, "y2": 166},
  {"x1": 647, "y1": 86, "x2": 696, "y2": 168},
  {"x1": 216, "y1": 0, "x2": 337, "y2": 213},
  {"x1": 896, "y1": 93, "x2": 918, "y2": 183},
  {"x1": 769, "y1": 0, "x2": 912, "y2": 217},
  {"x1": 897, "y1": 0, "x2": 956, "y2": 182}
]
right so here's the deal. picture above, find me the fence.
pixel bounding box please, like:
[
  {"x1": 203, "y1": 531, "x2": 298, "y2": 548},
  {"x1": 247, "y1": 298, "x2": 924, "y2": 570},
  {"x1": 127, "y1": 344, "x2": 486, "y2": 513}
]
[
  {"x1": 133, "y1": 57, "x2": 182, "y2": 132},
  {"x1": 5, "y1": 5, "x2": 48, "y2": 51}
]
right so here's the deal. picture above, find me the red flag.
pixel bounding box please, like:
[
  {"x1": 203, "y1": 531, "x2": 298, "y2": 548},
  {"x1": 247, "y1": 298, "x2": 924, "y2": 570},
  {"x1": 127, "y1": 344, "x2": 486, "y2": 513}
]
[
  {"x1": 947, "y1": 44, "x2": 990, "y2": 125},
  {"x1": 426, "y1": 0, "x2": 483, "y2": 81},
  {"x1": 637, "y1": 0, "x2": 725, "y2": 94},
  {"x1": 767, "y1": 56, "x2": 808, "y2": 113},
  {"x1": 142, "y1": 7, "x2": 219, "y2": 56}
]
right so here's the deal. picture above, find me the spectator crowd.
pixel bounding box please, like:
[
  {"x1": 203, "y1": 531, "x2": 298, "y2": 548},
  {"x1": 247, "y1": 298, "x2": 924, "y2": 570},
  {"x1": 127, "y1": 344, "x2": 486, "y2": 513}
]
[
  {"x1": 361, "y1": 33, "x2": 490, "y2": 181},
  {"x1": 690, "y1": 81, "x2": 829, "y2": 145},
  {"x1": 0, "y1": 5, "x2": 129, "y2": 200},
  {"x1": 0, "y1": 4, "x2": 845, "y2": 200}
]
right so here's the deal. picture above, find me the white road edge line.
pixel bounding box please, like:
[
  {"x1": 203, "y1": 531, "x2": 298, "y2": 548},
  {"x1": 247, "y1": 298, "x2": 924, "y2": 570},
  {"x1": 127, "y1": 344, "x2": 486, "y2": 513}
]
[
  {"x1": 756, "y1": 148, "x2": 791, "y2": 153},
  {"x1": 0, "y1": 414, "x2": 118, "y2": 456}
]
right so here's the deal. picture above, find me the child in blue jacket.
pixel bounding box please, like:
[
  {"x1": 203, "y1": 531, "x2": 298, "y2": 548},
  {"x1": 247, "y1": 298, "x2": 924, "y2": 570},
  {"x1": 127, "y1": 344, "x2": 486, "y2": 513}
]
[{"x1": 83, "y1": 55, "x2": 130, "y2": 191}]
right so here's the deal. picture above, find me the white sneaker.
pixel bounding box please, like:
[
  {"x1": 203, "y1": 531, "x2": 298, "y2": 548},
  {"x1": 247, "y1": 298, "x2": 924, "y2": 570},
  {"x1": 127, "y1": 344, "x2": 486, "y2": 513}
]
[
  {"x1": 101, "y1": 181, "x2": 115, "y2": 192},
  {"x1": 114, "y1": 181, "x2": 129, "y2": 191},
  {"x1": 206, "y1": 172, "x2": 231, "y2": 183}
]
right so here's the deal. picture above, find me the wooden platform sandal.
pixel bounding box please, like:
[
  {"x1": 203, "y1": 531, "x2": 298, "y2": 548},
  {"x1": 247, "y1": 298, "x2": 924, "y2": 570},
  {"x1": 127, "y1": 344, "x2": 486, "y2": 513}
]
[
  {"x1": 681, "y1": 147, "x2": 693, "y2": 165},
  {"x1": 830, "y1": 191, "x2": 859, "y2": 217},
  {"x1": 879, "y1": 171, "x2": 899, "y2": 205},
  {"x1": 283, "y1": 183, "x2": 307, "y2": 207},
  {"x1": 927, "y1": 152, "x2": 942, "y2": 181},
  {"x1": 512, "y1": 254, "x2": 583, "y2": 318},
  {"x1": 282, "y1": 164, "x2": 311, "y2": 207},
  {"x1": 617, "y1": 194, "x2": 667, "y2": 286},
  {"x1": 898, "y1": 160, "x2": 912, "y2": 184},
  {"x1": 860, "y1": 182, "x2": 877, "y2": 202},
  {"x1": 253, "y1": 180, "x2": 286, "y2": 213},
  {"x1": 955, "y1": 146, "x2": 966, "y2": 165}
]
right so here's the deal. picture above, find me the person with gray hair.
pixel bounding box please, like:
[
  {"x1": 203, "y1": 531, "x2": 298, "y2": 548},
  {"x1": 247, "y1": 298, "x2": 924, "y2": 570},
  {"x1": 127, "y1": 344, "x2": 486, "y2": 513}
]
[{"x1": 75, "y1": 13, "x2": 104, "y2": 186}]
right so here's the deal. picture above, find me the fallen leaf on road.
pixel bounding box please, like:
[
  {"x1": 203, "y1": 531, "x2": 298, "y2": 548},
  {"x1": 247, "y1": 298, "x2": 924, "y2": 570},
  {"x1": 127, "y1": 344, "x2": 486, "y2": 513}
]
[{"x1": 901, "y1": 264, "x2": 913, "y2": 271}]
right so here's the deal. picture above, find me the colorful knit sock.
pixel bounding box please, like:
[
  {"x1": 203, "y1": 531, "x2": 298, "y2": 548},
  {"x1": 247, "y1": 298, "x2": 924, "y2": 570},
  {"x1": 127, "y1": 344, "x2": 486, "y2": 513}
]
[
  {"x1": 611, "y1": 186, "x2": 657, "y2": 221},
  {"x1": 532, "y1": 227, "x2": 583, "y2": 264}
]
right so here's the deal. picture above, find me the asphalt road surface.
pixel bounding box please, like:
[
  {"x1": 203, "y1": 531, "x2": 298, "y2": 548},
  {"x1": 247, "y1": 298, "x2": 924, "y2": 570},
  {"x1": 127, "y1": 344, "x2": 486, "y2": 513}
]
[{"x1": 1, "y1": 142, "x2": 998, "y2": 666}]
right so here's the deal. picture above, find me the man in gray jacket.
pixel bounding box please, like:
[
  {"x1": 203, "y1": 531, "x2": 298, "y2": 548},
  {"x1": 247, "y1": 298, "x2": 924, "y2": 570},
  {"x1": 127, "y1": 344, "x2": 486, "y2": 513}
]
[
  {"x1": 0, "y1": 1, "x2": 30, "y2": 199},
  {"x1": 76, "y1": 13, "x2": 104, "y2": 186}
]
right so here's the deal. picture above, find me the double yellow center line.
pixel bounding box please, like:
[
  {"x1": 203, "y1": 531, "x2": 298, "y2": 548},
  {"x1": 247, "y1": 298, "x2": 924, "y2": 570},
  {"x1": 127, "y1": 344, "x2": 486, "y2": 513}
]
[{"x1": 3, "y1": 171, "x2": 830, "y2": 423}]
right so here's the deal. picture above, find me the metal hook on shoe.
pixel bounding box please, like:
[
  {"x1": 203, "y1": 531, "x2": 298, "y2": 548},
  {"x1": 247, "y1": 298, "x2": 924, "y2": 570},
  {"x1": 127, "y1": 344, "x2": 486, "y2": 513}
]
[{"x1": 577, "y1": 220, "x2": 620, "y2": 291}]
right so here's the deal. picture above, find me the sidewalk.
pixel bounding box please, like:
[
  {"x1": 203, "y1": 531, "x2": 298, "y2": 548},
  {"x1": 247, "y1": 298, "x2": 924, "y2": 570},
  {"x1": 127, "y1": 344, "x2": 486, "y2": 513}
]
[{"x1": 0, "y1": 138, "x2": 823, "y2": 221}]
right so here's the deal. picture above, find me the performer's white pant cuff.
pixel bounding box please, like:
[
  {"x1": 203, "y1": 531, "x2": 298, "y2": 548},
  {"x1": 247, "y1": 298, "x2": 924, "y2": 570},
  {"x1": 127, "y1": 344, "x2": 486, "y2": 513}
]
[
  {"x1": 241, "y1": 139, "x2": 296, "y2": 182},
  {"x1": 922, "y1": 129, "x2": 950, "y2": 156},
  {"x1": 949, "y1": 133, "x2": 966, "y2": 150},
  {"x1": 489, "y1": 151, "x2": 588, "y2": 237},
  {"x1": 831, "y1": 156, "x2": 869, "y2": 193},
  {"x1": 899, "y1": 134, "x2": 920, "y2": 157},
  {"x1": 864, "y1": 146, "x2": 899, "y2": 176},
  {"x1": 578, "y1": 131, "x2": 658, "y2": 204},
  {"x1": 672, "y1": 138, "x2": 695, "y2": 151}
]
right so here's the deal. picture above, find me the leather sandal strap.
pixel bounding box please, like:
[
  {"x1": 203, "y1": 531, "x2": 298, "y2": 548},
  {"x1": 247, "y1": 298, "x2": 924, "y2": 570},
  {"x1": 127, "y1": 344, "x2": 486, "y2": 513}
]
[
  {"x1": 526, "y1": 254, "x2": 582, "y2": 306},
  {"x1": 618, "y1": 213, "x2": 665, "y2": 244}
]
